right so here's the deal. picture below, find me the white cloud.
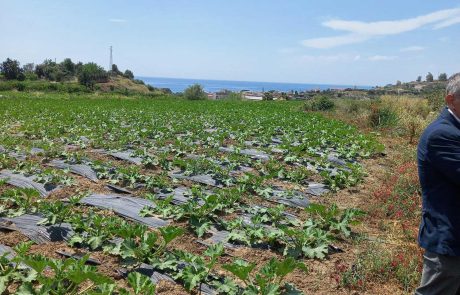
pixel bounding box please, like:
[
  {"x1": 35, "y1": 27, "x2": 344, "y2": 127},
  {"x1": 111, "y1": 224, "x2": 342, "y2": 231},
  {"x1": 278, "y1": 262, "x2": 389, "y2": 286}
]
[
  {"x1": 434, "y1": 16, "x2": 460, "y2": 29},
  {"x1": 300, "y1": 54, "x2": 343, "y2": 63},
  {"x1": 301, "y1": 34, "x2": 369, "y2": 49},
  {"x1": 109, "y1": 18, "x2": 127, "y2": 23},
  {"x1": 298, "y1": 54, "x2": 364, "y2": 63},
  {"x1": 368, "y1": 55, "x2": 398, "y2": 61},
  {"x1": 302, "y1": 8, "x2": 460, "y2": 48},
  {"x1": 400, "y1": 46, "x2": 424, "y2": 52}
]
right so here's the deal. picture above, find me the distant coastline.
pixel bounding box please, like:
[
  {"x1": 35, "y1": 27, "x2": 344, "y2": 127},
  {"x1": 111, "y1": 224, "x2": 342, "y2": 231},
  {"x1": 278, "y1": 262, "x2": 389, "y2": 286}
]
[{"x1": 138, "y1": 76, "x2": 372, "y2": 93}]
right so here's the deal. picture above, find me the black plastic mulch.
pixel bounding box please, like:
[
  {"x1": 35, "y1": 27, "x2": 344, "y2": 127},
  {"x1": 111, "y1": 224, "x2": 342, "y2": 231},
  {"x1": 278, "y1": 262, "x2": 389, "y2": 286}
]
[
  {"x1": 0, "y1": 214, "x2": 73, "y2": 244},
  {"x1": 0, "y1": 170, "x2": 59, "y2": 198},
  {"x1": 269, "y1": 188, "x2": 310, "y2": 208},
  {"x1": 106, "y1": 150, "x2": 143, "y2": 165},
  {"x1": 48, "y1": 160, "x2": 98, "y2": 182},
  {"x1": 106, "y1": 184, "x2": 134, "y2": 194},
  {"x1": 80, "y1": 194, "x2": 169, "y2": 228},
  {"x1": 155, "y1": 186, "x2": 209, "y2": 206},
  {"x1": 218, "y1": 147, "x2": 270, "y2": 162},
  {"x1": 305, "y1": 182, "x2": 330, "y2": 196},
  {"x1": 0, "y1": 244, "x2": 15, "y2": 260},
  {"x1": 0, "y1": 244, "x2": 29, "y2": 269},
  {"x1": 169, "y1": 172, "x2": 224, "y2": 188}
]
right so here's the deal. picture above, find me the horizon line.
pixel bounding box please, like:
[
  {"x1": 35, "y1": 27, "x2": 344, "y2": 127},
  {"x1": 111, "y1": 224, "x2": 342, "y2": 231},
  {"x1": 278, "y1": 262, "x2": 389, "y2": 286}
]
[{"x1": 135, "y1": 75, "x2": 374, "y2": 88}]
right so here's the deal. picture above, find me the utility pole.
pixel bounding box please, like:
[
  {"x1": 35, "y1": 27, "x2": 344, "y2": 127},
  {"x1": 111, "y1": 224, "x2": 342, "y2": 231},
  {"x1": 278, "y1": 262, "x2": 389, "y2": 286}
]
[{"x1": 109, "y1": 46, "x2": 113, "y2": 71}]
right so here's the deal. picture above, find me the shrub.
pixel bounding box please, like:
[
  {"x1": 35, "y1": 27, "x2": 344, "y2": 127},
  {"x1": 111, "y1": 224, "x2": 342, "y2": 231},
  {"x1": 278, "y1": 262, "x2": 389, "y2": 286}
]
[
  {"x1": 262, "y1": 92, "x2": 274, "y2": 101},
  {"x1": 368, "y1": 103, "x2": 398, "y2": 128},
  {"x1": 123, "y1": 69, "x2": 134, "y2": 79},
  {"x1": 304, "y1": 95, "x2": 335, "y2": 111},
  {"x1": 184, "y1": 84, "x2": 207, "y2": 100},
  {"x1": 133, "y1": 79, "x2": 145, "y2": 85},
  {"x1": 225, "y1": 92, "x2": 243, "y2": 100},
  {"x1": 25, "y1": 72, "x2": 38, "y2": 80},
  {"x1": 426, "y1": 89, "x2": 445, "y2": 112},
  {"x1": 161, "y1": 88, "x2": 172, "y2": 95},
  {"x1": 146, "y1": 85, "x2": 156, "y2": 92},
  {"x1": 78, "y1": 63, "x2": 108, "y2": 89},
  {"x1": 16, "y1": 82, "x2": 26, "y2": 91}
]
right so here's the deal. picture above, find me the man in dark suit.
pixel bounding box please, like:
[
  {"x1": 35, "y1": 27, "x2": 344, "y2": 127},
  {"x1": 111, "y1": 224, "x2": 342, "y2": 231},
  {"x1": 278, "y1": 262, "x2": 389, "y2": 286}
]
[{"x1": 416, "y1": 73, "x2": 460, "y2": 295}]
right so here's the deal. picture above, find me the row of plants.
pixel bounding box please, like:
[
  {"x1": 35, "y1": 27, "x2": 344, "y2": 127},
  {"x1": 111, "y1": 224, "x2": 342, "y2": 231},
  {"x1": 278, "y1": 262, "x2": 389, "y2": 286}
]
[{"x1": 1, "y1": 186, "x2": 310, "y2": 294}]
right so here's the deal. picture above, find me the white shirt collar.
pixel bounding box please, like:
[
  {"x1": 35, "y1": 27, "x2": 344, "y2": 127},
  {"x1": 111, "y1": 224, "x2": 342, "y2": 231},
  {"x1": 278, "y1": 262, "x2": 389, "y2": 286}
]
[{"x1": 447, "y1": 108, "x2": 460, "y2": 124}]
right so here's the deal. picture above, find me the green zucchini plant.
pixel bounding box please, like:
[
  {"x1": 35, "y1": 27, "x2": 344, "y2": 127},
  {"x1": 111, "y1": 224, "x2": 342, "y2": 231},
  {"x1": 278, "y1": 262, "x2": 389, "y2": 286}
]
[
  {"x1": 222, "y1": 256, "x2": 308, "y2": 295},
  {"x1": 0, "y1": 188, "x2": 41, "y2": 217},
  {"x1": 1, "y1": 242, "x2": 114, "y2": 295}
]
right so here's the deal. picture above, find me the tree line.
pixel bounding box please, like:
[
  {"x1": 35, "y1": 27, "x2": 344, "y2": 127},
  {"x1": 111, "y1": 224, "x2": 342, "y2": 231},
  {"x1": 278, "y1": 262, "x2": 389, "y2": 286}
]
[
  {"x1": 0, "y1": 57, "x2": 136, "y2": 89},
  {"x1": 417, "y1": 72, "x2": 448, "y2": 83}
]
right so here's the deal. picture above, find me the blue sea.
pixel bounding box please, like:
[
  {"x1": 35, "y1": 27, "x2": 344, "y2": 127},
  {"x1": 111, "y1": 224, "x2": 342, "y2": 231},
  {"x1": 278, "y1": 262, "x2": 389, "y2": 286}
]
[{"x1": 138, "y1": 76, "x2": 371, "y2": 93}]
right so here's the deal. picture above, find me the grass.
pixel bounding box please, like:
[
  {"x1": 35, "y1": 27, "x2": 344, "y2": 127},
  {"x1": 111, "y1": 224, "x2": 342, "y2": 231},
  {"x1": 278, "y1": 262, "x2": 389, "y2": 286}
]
[{"x1": 305, "y1": 94, "x2": 435, "y2": 294}]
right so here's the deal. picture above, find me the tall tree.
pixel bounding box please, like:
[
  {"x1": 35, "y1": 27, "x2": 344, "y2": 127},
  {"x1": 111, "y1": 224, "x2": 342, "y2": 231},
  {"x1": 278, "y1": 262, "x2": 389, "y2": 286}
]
[
  {"x1": 0, "y1": 58, "x2": 25, "y2": 80},
  {"x1": 438, "y1": 73, "x2": 448, "y2": 81},
  {"x1": 111, "y1": 64, "x2": 121, "y2": 75},
  {"x1": 22, "y1": 63, "x2": 35, "y2": 73},
  {"x1": 60, "y1": 58, "x2": 76, "y2": 76},
  {"x1": 426, "y1": 72, "x2": 434, "y2": 82}
]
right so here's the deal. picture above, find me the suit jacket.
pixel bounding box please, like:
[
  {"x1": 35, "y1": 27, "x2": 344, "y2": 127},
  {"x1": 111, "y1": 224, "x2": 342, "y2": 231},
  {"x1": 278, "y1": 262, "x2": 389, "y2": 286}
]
[{"x1": 418, "y1": 107, "x2": 460, "y2": 256}]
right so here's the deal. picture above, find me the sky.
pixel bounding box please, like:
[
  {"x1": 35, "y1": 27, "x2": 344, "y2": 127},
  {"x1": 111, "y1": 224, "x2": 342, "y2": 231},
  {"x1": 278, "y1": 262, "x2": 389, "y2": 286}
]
[{"x1": 1, "y1": 0, "x2": 459, "y2": 86}]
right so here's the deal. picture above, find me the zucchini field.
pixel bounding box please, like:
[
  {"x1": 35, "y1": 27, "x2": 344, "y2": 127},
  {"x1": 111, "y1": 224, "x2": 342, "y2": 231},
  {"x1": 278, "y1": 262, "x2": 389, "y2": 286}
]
[{"x1": 0, "y1": 95, "x2": 383, "y2": 294}]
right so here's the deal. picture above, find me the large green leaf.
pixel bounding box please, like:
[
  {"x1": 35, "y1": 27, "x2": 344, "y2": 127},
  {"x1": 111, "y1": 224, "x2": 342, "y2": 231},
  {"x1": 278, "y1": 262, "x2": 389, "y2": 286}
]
[
  {"x1": 159, "y1": 226, "x2": 184, "y2": 245},
  {"x1": 222, "y1": 259, "x2": 256, "y2": 282}
]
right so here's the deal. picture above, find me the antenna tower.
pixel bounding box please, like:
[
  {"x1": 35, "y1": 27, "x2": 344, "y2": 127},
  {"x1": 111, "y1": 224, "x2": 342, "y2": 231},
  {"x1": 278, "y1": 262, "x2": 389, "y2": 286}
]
[{"x1": 109, "y1": 46, "x2": 113, "y2": 71}]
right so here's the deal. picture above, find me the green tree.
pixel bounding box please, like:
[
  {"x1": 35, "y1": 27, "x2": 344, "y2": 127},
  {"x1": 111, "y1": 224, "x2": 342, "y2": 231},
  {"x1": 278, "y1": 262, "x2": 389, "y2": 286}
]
[
  {"x1": 438, "y1": 73, "x2": 448, "y2": 81},
  {"x1": 123, "y1": 69, "x2": 134, "y2": 79},
  {"x1": 416, "y1": 76, "x2": 422, "y2": 82},
  {"x1": 111, "y1": 64, "x2": 122, "y2": 75},
  {"x1": 60, "y1": 58, "x2": 76, "y2": 77},
  {"x1": 0, "y1": 58, "x2": 25, "y2": 80},
  {"x1": 184, "y1": 84, "x2": 207, "y2": 100},
  {"x1": 426, "y1": 72, "x2": 434, "y2": 82},
  {"x1": 74, "y1": 62, "x2": 83, "y2": 75},
  {"x1": 35, "y1": 59, "x2": 60, "y2": 80},
  {"x1": 23, "y1": 63, "x2": 38, "y2": 80},
  {"x1": 78, "y1": 63, "x2": 108, "y2": 89},
  {"x1": 22, "y1": 63, "x2": 35, "y2": 73}
]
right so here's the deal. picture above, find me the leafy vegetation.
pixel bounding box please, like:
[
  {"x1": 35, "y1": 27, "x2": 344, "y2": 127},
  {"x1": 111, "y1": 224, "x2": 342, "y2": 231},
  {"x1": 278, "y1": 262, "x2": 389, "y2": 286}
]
[
  {"x1": 183, "y1": 84, "x2": 207, "y2": 100},
  {"x1": 0, "y1": 92, "x2": 384, "y2": 294}
]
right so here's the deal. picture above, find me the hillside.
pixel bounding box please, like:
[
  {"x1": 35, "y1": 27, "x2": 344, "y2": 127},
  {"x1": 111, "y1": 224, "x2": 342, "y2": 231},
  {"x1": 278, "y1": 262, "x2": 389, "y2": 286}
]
[{"x1": 97, "y1": 75, "x2": 152, "y2": 94}]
